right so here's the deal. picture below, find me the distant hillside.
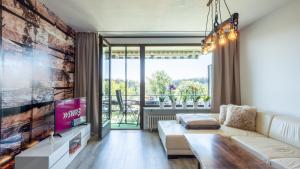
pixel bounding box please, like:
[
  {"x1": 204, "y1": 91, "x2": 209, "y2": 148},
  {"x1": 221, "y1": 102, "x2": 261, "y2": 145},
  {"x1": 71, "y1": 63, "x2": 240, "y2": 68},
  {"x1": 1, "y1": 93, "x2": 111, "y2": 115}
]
[{"x1": 172, "y1": 77, "x2": 208, "y2": 85}]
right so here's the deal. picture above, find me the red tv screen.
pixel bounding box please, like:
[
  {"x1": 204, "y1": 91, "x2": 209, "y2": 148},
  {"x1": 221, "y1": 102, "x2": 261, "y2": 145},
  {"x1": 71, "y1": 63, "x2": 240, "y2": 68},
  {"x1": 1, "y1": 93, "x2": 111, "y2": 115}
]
[{"x1": 55, "y1": 97, "x2": 86, "y2": 133}]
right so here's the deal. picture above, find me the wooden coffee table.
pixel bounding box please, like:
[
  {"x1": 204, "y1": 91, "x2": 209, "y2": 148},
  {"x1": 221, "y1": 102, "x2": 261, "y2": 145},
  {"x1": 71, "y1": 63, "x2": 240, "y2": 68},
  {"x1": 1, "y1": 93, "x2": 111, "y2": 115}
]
[{"x1": 184, "y1": 134, "x2": 272, "y2": 169}]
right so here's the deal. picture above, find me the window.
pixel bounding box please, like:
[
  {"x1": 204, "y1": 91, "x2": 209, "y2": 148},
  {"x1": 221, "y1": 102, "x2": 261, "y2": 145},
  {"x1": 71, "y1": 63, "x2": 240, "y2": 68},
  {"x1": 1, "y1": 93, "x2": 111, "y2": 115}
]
[{"x1": 144, "y1": 46, "x2": 212, "y2": 107}]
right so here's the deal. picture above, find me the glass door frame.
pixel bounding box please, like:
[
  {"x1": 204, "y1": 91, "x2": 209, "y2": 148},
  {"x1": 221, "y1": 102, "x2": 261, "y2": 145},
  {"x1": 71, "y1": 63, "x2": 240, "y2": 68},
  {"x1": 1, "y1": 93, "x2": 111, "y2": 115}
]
[
  {"x1": 99, "y1": 37, "x2": 112, "y2": 138},
  {"x1": 109, "y1": 45, "x2": 145, "y2": 130}
]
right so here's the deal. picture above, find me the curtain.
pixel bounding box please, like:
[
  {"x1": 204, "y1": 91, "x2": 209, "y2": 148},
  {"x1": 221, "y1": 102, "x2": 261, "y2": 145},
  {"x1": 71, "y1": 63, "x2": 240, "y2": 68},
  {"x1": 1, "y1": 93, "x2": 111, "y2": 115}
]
[
  {"x1": 75, "y1": 32, "x2": 100, "y2": 136},
  {"x1": 211, "y1": 37, "x2": 241, "y2": 112}
]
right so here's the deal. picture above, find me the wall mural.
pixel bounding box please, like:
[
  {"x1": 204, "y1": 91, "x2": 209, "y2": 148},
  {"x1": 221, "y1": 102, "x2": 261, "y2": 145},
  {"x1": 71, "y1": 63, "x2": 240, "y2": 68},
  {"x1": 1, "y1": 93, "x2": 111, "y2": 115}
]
[{"x1": 0, "y1": 0, "x2": 75, "y2": 168}]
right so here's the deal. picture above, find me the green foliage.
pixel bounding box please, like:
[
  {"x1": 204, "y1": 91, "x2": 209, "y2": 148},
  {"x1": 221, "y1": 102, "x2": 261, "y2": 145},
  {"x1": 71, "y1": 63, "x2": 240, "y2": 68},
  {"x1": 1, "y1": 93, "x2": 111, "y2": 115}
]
[
  {"x1": 177, "y1": 81, "x2": 207, "y2": 102},
  {"x1": 177, "y1": 81, "x2": 191, "y2": 103},
  {"x1": 168, "y1": 95, "x2": 177, "y2": 103},
  {"x1": 105, "y1": 71, "x2": 209, "y2": 104},
  {"x1": 192, "y1": 95, "x2": 202, "y2": 102},
  {"x1": 188, "y1": 81, "x2": 206, "y2": 102},
  {"x1": 111, "y1": 80, "x2": 125, "y2": 95},
  {"x1": 159, "y1": 96, "x2": 165, "y2": 102},
  {"x1": 148, "y1": 70, "x2": 171, "y2": 95},
  {"x1": 127, "y1": 80, "x2": 139, "y2": 96},
  {"x1": 167, "y1": 84, "x2": 177, "y2": 103},
  {"x1": 103, "y1": 79, "x2": 110, "y2": 95},
  {"x1": 181, "y1": 95, "x2": 189, "y2": 103},
  {"x1": 104, "y1": 79, "x2": 139, "y2": 97},
  {"x1": 202, "y1": 95, "x2": 211, "y2": 102}
]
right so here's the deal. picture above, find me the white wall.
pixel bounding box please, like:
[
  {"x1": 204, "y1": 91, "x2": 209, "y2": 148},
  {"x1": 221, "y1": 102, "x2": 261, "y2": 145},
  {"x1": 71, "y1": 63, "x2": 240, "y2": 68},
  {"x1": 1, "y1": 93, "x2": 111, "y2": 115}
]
[{"x1": 240, "y1": 0, "x2": 300, "y2": 117}]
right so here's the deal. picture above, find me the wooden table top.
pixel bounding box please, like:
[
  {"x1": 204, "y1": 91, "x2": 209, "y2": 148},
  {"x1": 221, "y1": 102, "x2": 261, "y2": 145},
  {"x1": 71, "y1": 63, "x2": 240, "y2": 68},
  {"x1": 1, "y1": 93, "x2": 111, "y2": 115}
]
[{"x1": 184, "y1": 134, "x2": 273, "y2": 169}]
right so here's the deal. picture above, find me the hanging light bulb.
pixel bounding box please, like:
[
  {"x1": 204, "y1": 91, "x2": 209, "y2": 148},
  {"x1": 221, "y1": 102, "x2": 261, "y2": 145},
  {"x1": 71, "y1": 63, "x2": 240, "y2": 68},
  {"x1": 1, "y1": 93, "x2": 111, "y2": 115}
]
[
  {"x1": 209, "y1": 33, "x2": 217, "y2": 51},
  {"x1": 205, "y1": 38, "x2": 213, "y2": 51},
  {"x1": 201, "y1": 39, "x2": 208, "y2": 55},
  {"x1": 228, "y1": 26, "x2": 238, "y2": 41},
  {"x1": 219, "y1": 29, "x2": 226, "y2": 45},
  {"x1": 207, "y1": 39, "x2": 215, "y2": 51},
  {"x1": 202, "y1": 46, "x2": 208, "y2": 55},
  {"x1": 209, "y1": 41, "x2": 216, "y2": 51}
]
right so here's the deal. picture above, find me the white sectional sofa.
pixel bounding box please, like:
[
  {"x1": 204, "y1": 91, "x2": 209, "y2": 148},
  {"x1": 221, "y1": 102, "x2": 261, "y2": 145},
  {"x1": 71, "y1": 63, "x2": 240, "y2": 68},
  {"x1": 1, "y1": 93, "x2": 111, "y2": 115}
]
[{"x1": 158, "y1": 112, "x2": 300, "y2": 169}]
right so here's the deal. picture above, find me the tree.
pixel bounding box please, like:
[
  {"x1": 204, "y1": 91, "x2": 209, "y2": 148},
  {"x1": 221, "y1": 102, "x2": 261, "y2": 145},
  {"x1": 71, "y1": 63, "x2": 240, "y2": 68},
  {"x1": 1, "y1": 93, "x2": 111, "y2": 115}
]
[
  {"x1": 111, "y1": 79, "x2": 126, "y2": 96},
  {"x1": 147, "y1": 70, "x2": 172, "y2": 95},
  {"x1": 176, "y1": 80, "x2": 208, "y2": 102}
]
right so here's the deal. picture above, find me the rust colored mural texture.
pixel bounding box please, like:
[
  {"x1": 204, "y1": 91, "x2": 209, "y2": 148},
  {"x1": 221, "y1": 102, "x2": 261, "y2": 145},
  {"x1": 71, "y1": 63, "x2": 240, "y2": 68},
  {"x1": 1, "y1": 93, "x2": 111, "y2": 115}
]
[{"x1": 0, "y1": 0, "x2": 75, "y2": 168}]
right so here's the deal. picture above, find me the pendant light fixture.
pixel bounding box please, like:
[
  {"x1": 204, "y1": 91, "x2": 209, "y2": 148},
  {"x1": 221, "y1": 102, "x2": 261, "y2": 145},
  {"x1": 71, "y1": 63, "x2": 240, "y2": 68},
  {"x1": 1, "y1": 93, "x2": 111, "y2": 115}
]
[{"x1": 201, "y1": 0, "x2": 239, "y2": 55}]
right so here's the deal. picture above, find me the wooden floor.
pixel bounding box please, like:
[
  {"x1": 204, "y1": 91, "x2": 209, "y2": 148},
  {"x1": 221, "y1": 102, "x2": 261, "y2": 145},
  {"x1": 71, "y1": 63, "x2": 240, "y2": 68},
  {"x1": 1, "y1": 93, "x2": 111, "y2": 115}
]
[{"x1": 67, "y1": 130, "x2": 197, "y2": 169}]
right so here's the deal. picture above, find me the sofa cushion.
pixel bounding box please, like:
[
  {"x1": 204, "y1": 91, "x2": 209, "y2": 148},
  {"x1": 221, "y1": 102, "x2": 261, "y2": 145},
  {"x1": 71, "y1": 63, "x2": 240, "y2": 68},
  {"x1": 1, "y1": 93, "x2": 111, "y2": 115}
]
[
  {"x1": 224, "y1": 105, "x2": 257, "y2": 131},
  {"x1": 179, "y1": 114, "x2": 220, "y2": 129},
  {"x1": 255, "y1": 112, "x2": 274, "y2": 136},
  {"x1": 232, "y1": 136, "x2": 300, "y2": 164},
  {"x1": 220, "y1": 126, "x2": 265, "y2": 137},
  {"x1": 219, "y1": 105, "x2": 228, "y2": 124},
  {"x1": 270, "y1": 158, "x2": 300, "y2": 169},
  {"x1": 269, "y1": 116, "x2": 300, "y2": 149},
  {"x1": 176, "y1": 113, "x2": 219, "y2": 123}
]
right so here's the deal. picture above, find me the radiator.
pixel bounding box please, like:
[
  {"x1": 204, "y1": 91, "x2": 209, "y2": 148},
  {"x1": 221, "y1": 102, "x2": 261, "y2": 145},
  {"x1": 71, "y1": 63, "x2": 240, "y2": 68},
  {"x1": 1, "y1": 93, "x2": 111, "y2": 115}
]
[
  {"x1": 144, "y1": 108, "x2": 211, "y2": 131},
  {"x1": 147, "y1": 114, "x2": 176, "y2": 131}
]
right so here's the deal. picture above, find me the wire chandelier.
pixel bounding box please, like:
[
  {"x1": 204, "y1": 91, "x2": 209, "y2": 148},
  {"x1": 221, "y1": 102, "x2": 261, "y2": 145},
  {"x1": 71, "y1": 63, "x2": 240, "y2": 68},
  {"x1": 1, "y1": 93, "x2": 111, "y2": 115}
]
[{"x1": 201, "y1": 0, "x2": 239, "y2": 55}]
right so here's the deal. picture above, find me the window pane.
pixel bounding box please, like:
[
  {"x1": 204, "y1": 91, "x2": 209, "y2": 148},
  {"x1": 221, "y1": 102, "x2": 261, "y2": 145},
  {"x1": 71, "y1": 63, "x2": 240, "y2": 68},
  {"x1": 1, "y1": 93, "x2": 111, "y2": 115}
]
[
  {"x1": 102, "y1": 43, "x2": 110, "y2": 124},
  {"x1": 110, "y1": 46, "x2": 140, "y2": 129},
  {"x1": 145, "y1": 46, "x2": 212, "y2": 107},
  {"x1": 127, "y1": 46, "x2": 140, "y2": 101}
]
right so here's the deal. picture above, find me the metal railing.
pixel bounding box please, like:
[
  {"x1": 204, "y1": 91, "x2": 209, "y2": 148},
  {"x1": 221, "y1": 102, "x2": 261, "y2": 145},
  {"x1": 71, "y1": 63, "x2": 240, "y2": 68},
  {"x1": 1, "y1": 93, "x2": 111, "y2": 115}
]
[
  {"x1": 104, "y1": 94, "x2": 210, "y2": 125},
  {"x1": 104, "y1": 94, "x2": 210, "y2": 107}
]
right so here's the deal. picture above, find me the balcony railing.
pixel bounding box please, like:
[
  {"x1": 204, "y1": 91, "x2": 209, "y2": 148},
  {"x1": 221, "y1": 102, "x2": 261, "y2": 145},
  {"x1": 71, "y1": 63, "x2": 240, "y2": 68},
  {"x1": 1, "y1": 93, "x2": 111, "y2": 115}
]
[
  {"x1": 104, "y1": 94, "x2": 210, "y2": 108},
  {"x1": 103, "y1": 94, "x2": 210, "y2": 128}
]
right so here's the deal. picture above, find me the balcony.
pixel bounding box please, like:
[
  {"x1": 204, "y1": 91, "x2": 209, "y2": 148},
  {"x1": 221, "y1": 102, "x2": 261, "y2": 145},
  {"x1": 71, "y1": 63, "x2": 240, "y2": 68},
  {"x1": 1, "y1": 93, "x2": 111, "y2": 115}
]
[{"x1": 109, "y1": 94, "x2": 211, "y2": 129}]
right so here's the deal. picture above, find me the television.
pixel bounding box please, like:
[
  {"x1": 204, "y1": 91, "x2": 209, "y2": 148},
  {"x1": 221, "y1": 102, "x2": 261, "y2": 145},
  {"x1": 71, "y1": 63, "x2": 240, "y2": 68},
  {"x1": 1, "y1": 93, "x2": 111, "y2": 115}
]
[{"x1": 54, "y1": 97, "x2": 86, "y2": 134}]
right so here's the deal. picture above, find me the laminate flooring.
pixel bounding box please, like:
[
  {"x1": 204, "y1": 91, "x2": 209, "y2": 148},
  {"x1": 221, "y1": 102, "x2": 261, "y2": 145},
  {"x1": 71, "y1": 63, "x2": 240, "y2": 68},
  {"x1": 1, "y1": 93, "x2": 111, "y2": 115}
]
[{"x1": 67, "y1": 130, "x2": 197, "y2": 169}]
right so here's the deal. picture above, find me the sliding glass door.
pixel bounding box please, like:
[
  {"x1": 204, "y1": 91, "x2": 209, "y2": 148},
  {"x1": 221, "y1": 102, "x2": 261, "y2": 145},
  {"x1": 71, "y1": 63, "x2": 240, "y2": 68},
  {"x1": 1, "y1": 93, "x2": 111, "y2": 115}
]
[{"x1": 110, "y1": 46, "x2": 140, "y2": 129}]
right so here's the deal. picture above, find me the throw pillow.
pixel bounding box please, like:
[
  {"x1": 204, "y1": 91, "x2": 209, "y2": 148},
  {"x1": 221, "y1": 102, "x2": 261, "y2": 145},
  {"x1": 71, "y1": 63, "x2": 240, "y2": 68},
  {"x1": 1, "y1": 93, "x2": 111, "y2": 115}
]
[
  {"x1": 224, "y1": 105, "x2": 257, "y2": 131},
  {"x1": 219, "y1": 105, "x2": 228, "y2": 124}
]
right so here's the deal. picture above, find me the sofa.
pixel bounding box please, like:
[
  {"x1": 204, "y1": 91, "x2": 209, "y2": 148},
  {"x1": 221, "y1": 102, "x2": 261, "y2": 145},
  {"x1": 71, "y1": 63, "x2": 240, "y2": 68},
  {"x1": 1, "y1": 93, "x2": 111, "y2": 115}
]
[{"x1": 158, "y1": 112, "x2": 300, "y2": 169}]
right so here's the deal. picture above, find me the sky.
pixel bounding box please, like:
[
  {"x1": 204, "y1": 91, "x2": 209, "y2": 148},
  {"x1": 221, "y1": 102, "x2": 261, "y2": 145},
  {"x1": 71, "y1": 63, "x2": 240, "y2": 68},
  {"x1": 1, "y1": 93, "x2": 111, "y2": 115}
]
[{"x1": 110, "y1": 54, "x2": 212, "y2": 81}]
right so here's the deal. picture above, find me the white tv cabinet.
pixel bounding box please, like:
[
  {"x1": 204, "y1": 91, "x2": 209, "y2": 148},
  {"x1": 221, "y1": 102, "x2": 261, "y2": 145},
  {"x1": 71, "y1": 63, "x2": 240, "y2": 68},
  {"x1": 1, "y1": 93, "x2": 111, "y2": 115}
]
[{"x1": 15, "y1": 123, "x2": 91, "y2": 169}]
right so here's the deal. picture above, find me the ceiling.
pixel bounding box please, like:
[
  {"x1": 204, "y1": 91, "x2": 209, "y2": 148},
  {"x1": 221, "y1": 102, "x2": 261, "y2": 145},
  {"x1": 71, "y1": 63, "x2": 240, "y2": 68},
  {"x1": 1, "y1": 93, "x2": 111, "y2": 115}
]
[{"x1": 43, "y1": 0, "x2": 292, "y2": 36}]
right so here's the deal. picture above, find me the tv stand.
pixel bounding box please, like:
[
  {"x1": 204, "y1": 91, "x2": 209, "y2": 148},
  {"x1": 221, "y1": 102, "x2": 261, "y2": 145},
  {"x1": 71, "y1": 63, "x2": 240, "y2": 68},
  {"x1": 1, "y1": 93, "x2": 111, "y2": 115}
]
[{"x1": 15, "y1": 123, "x2": 91, "y2": 169}]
